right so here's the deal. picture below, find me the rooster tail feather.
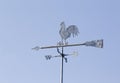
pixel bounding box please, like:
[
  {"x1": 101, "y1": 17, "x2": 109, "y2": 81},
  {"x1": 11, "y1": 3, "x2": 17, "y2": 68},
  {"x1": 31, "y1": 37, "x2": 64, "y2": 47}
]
[{"x1": 67, "y1": 25, "x2": 79, "y2": 37}]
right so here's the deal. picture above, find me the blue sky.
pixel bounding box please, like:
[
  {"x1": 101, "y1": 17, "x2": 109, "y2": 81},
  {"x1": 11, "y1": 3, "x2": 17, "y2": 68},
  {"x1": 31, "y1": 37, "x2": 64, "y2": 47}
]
[{"x1": 0, "y1": 0, "x2": 120, "y2": 83}]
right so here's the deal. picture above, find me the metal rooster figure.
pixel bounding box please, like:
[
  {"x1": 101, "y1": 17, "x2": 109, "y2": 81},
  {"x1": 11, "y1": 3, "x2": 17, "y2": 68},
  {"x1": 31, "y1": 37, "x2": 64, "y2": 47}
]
[{"x1": 59, "y1": 22, "x2": 79, "y2": 45}]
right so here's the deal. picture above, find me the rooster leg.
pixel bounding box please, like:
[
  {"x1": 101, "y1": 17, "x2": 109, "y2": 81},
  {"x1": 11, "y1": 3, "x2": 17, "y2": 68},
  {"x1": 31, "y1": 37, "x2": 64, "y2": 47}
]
[
  {"x1": 59, "y1": 39, "x2": 64, "y2": 46},
  {"x1": 65, "y1": 40, "x2": 68, "y2": 45}
]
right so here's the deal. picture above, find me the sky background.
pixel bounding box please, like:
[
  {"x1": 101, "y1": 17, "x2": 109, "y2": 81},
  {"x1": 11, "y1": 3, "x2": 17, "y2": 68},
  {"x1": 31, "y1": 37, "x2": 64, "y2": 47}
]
[{"x1": 0, "y1": 0, "x2": 120, "y2": 83}]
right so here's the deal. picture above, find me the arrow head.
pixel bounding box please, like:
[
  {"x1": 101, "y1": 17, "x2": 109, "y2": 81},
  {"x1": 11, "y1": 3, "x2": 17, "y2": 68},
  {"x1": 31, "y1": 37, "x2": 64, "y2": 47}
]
[{"x1": 32, "y1": 46, "x2": 40, "y2": 51}]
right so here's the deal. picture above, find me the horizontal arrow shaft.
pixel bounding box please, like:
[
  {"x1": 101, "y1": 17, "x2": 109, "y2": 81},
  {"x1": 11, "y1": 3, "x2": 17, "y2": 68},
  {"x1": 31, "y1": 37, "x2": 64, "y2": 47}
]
[{"x1": 40, "y1": 43, "x2": 86, "y2": 49}]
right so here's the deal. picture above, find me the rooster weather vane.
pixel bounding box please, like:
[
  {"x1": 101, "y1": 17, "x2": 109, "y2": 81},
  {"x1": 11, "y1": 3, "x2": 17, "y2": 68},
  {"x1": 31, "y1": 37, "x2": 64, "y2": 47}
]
[
  {"x1": 59, "y1": 21, "x2": 79, "y2": 45},
  {"x1": 32, "y1": 21, "x2": 103, "y2": 83}
]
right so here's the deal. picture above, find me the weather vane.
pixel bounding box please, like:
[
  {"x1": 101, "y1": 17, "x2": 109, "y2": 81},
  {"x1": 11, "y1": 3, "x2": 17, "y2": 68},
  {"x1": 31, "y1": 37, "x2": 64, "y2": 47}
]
[{"x1": 32, "y1": 21, "x2": 103, "y2": 83}]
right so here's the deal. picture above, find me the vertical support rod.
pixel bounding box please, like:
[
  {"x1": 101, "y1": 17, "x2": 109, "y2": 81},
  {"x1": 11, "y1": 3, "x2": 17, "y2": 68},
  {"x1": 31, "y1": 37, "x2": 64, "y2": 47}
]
[{"x1": 60, "y1": 46, "x2": 64, "y2": 83}]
